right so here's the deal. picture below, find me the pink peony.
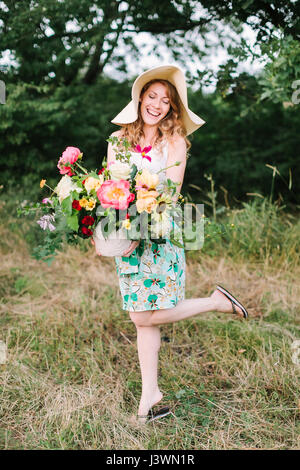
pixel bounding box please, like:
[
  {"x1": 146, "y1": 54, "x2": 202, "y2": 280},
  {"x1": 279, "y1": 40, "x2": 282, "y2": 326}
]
[
  {"x1": 57, "y1": 146, "x2": 81, "y2": 175},
  {"x1": 61, "y1": 146, "x2": 81, "y2": 164},
  {"x1": 97, "y1": 179, "x2": 135, "y2": 210}
]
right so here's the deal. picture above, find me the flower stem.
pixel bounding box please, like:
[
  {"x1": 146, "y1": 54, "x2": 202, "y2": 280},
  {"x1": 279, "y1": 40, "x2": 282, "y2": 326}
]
[
  {"x1": 44, "y1": 183, "x2": 55, "y2": 192},
  {"x1": 75, "y1": 161, "x2": 88, "y2": 175},
  {"x1": 157, "y1": 161, "x2": 181, "y2": 174}
]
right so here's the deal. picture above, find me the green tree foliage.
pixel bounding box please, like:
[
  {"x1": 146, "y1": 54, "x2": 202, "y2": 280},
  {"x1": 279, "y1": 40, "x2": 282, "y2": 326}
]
[
  {"x1": 0, "y1": 0, "x2": 210, "y2": 86},
  {"x1": 187, "y1": 76, "x2": 300, "y2": 207},
  {"x1": 199, "y1": 0, "x2": 299, "y2": 40},
  {"x1": 0, "y1": 76, "x2": 129, "y2": 187},
  {"x1": 197, "y1": 2, "x2": 300, "y2": 102},
  {"x1": 216, "y1": 30, "x2": 300, "y2": 110},
  {"x1": 0, "y1": 1, "x2": 299, "y2": 206},
  {"x1": 258, "y1": 33, "x2": 300, "y2": 106}
]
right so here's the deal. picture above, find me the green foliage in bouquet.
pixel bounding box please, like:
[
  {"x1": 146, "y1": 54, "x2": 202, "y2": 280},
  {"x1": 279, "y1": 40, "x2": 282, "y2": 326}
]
[{"x1": 17, "y1": 137, "x2": 187, "y2": 263}]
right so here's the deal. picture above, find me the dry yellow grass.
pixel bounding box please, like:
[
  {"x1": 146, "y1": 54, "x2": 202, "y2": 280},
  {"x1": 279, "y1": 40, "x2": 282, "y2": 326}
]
[{"x1": 0, "y1": 218, "x2": 299, "y2": 450}]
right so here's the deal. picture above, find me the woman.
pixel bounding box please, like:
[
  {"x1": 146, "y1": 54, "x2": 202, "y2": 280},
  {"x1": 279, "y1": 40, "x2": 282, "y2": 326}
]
[{"x1": 94, "y1": 65, "x2": 248, "y2": 423}]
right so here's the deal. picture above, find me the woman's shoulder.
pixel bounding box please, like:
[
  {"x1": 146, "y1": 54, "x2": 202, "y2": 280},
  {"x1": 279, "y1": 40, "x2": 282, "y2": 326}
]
[
  {"x1": 164, "y1": 134, "x2": 187, "y2": 163},
  {"x1": 110, "y1": 129, "x2": 124, "y2": 139}
]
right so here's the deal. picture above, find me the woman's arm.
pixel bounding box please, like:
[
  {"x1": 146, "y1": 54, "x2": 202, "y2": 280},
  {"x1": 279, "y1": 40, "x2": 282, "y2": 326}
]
[
  {"x1": 107, "y1": 129, "x2": 123, "y2": 166},
  {"x1": 166, "y1": 135, "x2": 187, "y2": 204}
]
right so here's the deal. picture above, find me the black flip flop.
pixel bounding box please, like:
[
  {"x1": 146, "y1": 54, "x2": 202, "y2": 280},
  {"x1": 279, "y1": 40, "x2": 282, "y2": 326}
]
[
  {"x1": 148, "y1": 406, "x2": 171, "y2": 422},
  {"x1": 216, "y1": 285, "x2": 249, "y2": 319},
  {"x1": 137, "y1": 406, "x2": 171, "y2": 423}
]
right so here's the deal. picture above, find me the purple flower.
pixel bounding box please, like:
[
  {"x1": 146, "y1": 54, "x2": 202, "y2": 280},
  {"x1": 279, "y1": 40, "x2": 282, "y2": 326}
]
[{"x1": 37, "y1": 214, "x2": 56, "y2": 231}]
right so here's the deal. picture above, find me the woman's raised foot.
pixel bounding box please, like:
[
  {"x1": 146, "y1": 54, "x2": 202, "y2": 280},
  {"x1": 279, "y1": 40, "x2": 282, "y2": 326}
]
[{"x1": 210, "y1": 289, "x2": 245, "y2": 318}]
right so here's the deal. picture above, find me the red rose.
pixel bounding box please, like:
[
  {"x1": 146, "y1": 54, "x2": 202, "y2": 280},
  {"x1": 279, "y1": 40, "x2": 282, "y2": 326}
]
[
  {"x1": 72, "y1": 200, "x2": 82, "y2": 211},
  {"x1": 81, "y1": 226, "x2": 93, "y2": 236},
  {"x1": 82, "y1": 215, "x2": 95, "y2": 226},
  {"x1": 98, "y1": 168, "x2": 105, "y2": 175}
]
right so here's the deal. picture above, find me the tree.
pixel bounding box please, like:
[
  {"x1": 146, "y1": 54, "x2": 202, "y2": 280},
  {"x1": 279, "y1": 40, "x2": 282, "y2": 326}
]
[
  {"x1": 0, "y1": 0, "x2": 299, "y2": 203},
  {"x1": 199, "y1": 0, "x2": 299, "y2": 40},
  {"x1": 196, "y1": 2, "x2": 300, "y2": 105},
  {"x1": 0, "y1": 0, "x2": 212, "y2": 86},
  {"x1": 1, "y1": 1, "x2": 299, "y2": 87}
]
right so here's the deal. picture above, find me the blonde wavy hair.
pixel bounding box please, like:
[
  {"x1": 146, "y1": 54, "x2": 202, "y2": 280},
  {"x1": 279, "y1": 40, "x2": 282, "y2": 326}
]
[{"x1": 117, "y1": 79, "x2": 191, "y2": 154}]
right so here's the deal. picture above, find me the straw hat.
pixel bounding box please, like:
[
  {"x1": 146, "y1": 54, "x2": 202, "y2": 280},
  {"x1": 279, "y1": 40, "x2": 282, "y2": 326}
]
[{"x1": 111, "y1": 64, "x2": 205, "y2": 136}]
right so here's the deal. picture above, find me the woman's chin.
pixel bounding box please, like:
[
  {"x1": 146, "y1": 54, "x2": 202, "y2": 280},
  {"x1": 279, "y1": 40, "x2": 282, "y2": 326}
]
[{"x1": 141, "y1": 115, "x2": 163, "y2": 126}]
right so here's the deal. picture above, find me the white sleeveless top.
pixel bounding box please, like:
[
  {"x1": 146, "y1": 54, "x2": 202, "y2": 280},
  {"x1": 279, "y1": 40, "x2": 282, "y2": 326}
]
[{"x1": 128, "y1": 140, "x2": 169, "y2": 192}]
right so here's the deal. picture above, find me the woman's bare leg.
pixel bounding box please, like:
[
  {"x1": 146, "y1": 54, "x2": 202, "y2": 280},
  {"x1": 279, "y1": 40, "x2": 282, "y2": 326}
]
[
  {"x1": 130, "y1": 289, "x2": 245, "y2": 420},
  {"x1": 134, "y1": 324, "x2": 163, "y2": 421},
  {"x1": 131, "y1": 289, "x2": 245, "y2": 328}
]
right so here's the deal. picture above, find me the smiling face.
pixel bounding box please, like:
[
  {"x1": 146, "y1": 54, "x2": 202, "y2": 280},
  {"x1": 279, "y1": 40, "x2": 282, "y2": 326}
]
[{"x1": 139, "y1": 82, "x2": 171, "y2": 127}]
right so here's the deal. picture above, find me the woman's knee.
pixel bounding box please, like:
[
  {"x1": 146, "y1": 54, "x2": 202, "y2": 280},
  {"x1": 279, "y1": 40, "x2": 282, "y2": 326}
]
[{"x1": 129, "y1": 310, "x2": 153, "y2": 327}]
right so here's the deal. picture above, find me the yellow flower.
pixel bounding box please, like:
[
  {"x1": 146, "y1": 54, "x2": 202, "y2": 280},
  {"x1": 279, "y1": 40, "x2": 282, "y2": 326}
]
[
  {"x1": 79, "y1": 197, "x2": 96, "y2": 210},
  {"x1": 135, "y1": 169, "x2": 159, "y2": 190},
  {"x1": 85, "y1": 198, "x2": 96, "y2": 211},
  {"x1": 79, "y1": 198, "x2": 89, "y2": 208},
  {"x1": 136, "y1": 189, "x2": 159, "y2": 214},
  {"x1": 122, "y1": 218, "x2": 131, "y2": 230},
  {"x1": 40, "y1": 179, "x2": 46, "y2": 188},
  {"x1": 84, "y1": 176, "x2": 103, "y2": 193}
]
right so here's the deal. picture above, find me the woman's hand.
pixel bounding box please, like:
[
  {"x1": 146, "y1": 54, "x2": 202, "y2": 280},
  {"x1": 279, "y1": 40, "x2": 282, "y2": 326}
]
[
  {"x1": 90, "y1": 238, "x2": 102, "y2": 256},
  {"x1": 122, "y1": 240, "x2": 140, "y2": 257}
]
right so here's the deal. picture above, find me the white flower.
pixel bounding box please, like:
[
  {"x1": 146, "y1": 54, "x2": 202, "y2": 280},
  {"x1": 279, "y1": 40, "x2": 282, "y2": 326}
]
[
  {"x1": 37, "y1": 214, "x2": 56, "y2": 231},
  {"x1": 151, "y1": 209, "x2": 172, "y2": 238},
  {"x1": 109, "y1": 161, "x2": 131, "y2": 181},
  {"x1": 55, "y1": 175, "x2": 82, "y2": 204}
]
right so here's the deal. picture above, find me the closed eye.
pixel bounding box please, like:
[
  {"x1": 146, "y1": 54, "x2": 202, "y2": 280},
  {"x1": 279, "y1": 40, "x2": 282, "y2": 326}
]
[{"x1": 149, "y1": 93, "x2": 169, "y2": 105}]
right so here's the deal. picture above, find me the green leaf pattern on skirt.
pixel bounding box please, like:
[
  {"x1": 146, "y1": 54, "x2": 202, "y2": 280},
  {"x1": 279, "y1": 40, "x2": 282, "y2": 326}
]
[{"x1": 114, "y1": 239, "x2": 185, "y2": 311}]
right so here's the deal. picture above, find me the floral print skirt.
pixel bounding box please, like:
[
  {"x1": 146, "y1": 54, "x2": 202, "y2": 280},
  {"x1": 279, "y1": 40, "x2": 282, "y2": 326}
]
[{"x1": 114, "y1": 239, "x2": 185, "y2": 312}]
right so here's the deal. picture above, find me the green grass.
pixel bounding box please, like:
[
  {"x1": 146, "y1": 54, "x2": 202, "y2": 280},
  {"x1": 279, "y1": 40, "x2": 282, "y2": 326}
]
[
  {"x1": 0, "y1": 193, "x2": 299, "y2": 449},
  {"x1": 201, "y1": 198, "x2": 300, "y2": 267}
]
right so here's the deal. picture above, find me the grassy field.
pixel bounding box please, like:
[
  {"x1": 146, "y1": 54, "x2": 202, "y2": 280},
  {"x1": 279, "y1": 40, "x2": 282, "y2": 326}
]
[{"x1": 0, "y1": 194, "x2": 299, "y2": 450}]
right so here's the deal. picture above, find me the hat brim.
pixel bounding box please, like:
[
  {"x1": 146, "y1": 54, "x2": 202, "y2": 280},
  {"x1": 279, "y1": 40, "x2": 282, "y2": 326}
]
[
  {"x1": 111, "y1": 100, "x2": 138, "y2": 126},
  {"x1": 111, "y1": 64, "x2": 206, "y2": 136}
]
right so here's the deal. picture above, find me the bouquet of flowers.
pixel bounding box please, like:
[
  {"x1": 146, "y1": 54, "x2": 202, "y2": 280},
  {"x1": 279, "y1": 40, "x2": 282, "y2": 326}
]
[{"x1": 19, "y1": 137, "x2": 185, "y2": 263}]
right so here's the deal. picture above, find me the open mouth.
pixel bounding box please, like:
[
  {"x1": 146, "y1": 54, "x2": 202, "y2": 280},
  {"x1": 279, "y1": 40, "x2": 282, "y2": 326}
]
[{"x1": 147, "y1": 108, "x2": 161, "y2": 118}]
